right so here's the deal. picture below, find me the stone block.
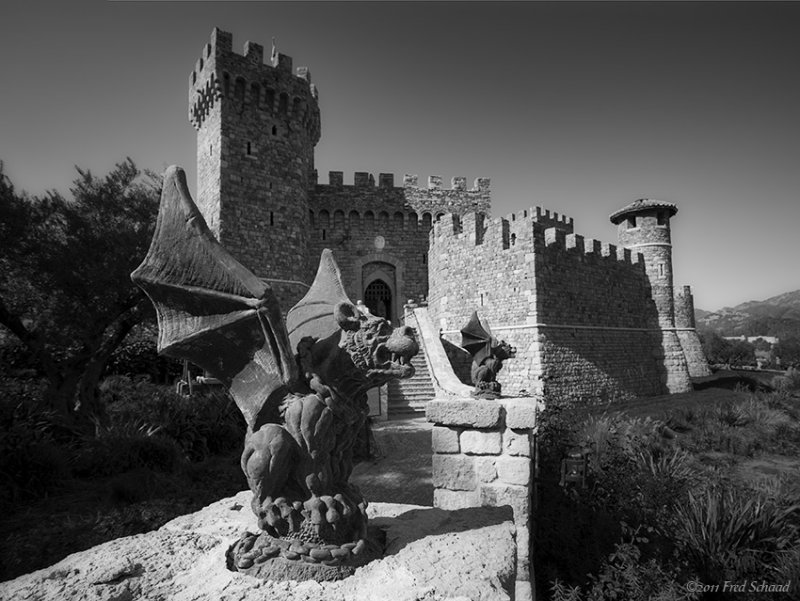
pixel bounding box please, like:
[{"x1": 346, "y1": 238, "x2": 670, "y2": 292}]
[
  {"x1": 503, "y1": 428, "x2": 531, "y2": 457},
  {"x1": 496, "y1": 456, "x2": 531, "y2": 486},
  {"x1": 426, "y1": 399, "x2": 502, "y2": 428},
  {"x1": 432, "y1": 454, "x2": 476, "y2": 491},
  {"x1": 460, "y1": 430, "x2": 502, "y2": 455},
  {"x1": 431, "y1": 426, "x2": 460, "y2": 453},
  {"x1": 480, "y1": 483, "x2": 531, "y2": 524},
  {"x1": 474, "y1": 457, "x2": 498, "y2": 483},
  {"x1": 501, "y1": 399, "x2": 538, "y2": 429},
  {"x1": 433, "y1": 488, "x2": 480, "y2": 510}
]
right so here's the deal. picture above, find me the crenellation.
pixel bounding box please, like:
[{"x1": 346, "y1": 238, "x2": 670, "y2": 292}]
[
  {"x1": 379, "y1": 173, "x2": 394, "y2": 188},
  {"x1": 601, "y1": 242, "x2": 617, "y2": 258},
  {"x1": 354, "y1": 172, "x2": 372, "y2": 187},
  {"x1": 566, "y1": 233, "x2": 584, "y2": 253},
  {"x1": 244, "y1": 41, "x2": 263, "y2": 63},
  {"x1": 429, "y1": 175, "x2": 442, "y2": 189}
]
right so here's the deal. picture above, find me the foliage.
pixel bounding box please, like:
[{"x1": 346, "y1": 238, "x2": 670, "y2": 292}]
[
  {"x1": 771, "y1": 366, "x2": 800, "y2": 393},
  {"x1": 538, "y1": 390, "x2": 800, "y2": 600},
  {"x1": 673, "y1": 486, "x2": 800, "y2": 586},
  {"x1": 105, "y1": 322, "x2": 181, "y2": 383},
  {"x1": 699, "y1": 331, "x2": 755, "y2": 366},
  {"x1": 773, "y1": 337, "x2": 800, "y2": 368},
  {"x1": 0, "y1": 159, "x2": 160, "y2": 422},
  {"x1": 0, "y1": 397, "x2": 72, "y2": 504},
  {"x1": 551, "y1": 530, "x2": 699, "y2": 601},
  {"x1": 99, "y1": 375, "x2": 246, "y2": 461}
]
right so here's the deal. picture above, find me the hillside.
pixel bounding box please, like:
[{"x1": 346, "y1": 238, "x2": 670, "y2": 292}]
[{"x1": 696, "y1": 290, "x2": 800, "y2": 339}]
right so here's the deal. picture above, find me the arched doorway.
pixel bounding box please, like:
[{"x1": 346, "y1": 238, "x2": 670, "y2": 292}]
[{"x1": 364, "y1": 279, "x2": 392, "y2": 320}]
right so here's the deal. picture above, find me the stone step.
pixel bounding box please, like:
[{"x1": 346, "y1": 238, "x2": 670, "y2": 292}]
[{"x1": 387, "y1": 327, "x2": 435, "y2": 417}]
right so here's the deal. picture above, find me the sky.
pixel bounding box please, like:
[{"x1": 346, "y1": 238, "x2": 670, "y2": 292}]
[{"x1": 1, "y1": 1, "x2": 798, "y2": 312}]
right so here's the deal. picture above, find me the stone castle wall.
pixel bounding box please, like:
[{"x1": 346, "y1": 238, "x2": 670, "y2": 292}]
[
  {"x1": 307, "y1": 173, "x2": 490, "y2": 321},
  {"x1": 428, "y1": 210, "x2": 691, "y2": 405}
]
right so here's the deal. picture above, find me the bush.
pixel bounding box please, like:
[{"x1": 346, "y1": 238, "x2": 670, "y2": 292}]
[
  {"x1": 0, "y1": 397, "x2": 73, "y2": 503},
  {"x1": 73, "y1": 427, "x2": 185, "y2": 478},
  {"x1": 673, "y1": 486, "x2": 800, "y2": 586},
  {"x1": 551, "y1": 536, "x2": 700, "y2": 601},
  {"x1": 100, "y1": 375, "x2": 245, "y2": 461}
]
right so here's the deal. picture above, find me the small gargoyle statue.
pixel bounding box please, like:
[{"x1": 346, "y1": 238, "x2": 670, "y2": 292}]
[
  {"x1": 131, "y1": 167, "x2": 418, "y2": 581},
  {"x1": 460, "y1": 311, "x2": 516, "y2": 400}
]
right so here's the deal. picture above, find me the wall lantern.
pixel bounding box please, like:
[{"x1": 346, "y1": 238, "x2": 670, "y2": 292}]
[{"x1": 559, "y1": 446, "x2": 589, "y2": 489}]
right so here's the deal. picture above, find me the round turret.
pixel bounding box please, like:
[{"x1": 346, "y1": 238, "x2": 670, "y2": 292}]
[
  {"x1": 611, "y1": 198, "x2": 678, "y2": 328},
  {"x1": 189, "y1": 28, "x2": 321, "y2": 309}
]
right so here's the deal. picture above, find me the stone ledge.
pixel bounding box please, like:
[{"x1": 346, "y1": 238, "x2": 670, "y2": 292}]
[
  {"x1": 499, "y1": 399, "x2": 539, "y2": 429},
  {"x1": 426, "y1": 398, "x2": 502, "y2": 428},
  {"x1": 0, "y1": 491, "x2": 517, "y2": 601}
]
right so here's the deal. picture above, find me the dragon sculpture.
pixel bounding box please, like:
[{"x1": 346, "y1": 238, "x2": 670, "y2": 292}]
[
  {"x1": 131, "y1": 166, "x2": 418, "y2": 581},
  {"x1": 460, "y1": 311, "x2": 516, "y2": 399}
]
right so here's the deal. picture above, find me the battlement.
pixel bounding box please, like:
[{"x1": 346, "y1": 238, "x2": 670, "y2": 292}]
[
  {"x1": 432, "y1": 211, "x2": 643, "y2": 267},
  {"x1": 189, "y1": 28, "x2": 319, "y2": 138},
  {"x1": 403, "y1": 174, "x2": 490, "y2": 192},
  {"x1": 316, "y1": 172, "x2": 490, "y2": 192}
]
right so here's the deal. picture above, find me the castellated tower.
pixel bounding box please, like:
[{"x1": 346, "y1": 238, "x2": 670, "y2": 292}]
[
  {"x1": 611, "y1": 199, "x2": 692, "y2": 393},
  {"x1": 189, "y1": 28, "x2": 321, "y2": 309}
]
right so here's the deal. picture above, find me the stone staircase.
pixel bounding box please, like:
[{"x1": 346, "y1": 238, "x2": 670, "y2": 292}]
[{"x1": 387, "y1": 340, "x2": 435, "y2": 417}]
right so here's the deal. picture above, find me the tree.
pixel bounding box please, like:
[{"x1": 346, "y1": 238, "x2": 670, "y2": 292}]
[
  {"x1": 699, "y1": 331, "x2": 755, "y2": 367},
  {"x1": 0, "y1": 159, "x2": 160, "y2": 423},
  {"x1": 774, "y1": 337, "x2": 800, "y2": 368}
]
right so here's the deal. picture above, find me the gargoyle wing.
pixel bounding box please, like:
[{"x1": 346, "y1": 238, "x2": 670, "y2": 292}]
[
  {"x1": 286, "y1": 249, "x2": 353, "y2": 352},
  {"x1": 460, "y1": 310, "x2": 493, "y2": 366},
  {"x1": 130, "y1": 166, "x2": 297, "y2": 428}
]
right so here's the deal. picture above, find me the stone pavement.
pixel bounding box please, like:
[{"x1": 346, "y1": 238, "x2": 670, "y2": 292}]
[{"x1": 351, "y1": 417, "x2": 433, "y2": 507}]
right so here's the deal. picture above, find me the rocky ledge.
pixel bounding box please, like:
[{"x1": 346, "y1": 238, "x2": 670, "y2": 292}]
[{"x1": 0, "y1": 491, "x2": 517, "y2": 601}]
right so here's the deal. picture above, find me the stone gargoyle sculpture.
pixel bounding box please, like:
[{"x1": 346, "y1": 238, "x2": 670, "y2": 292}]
[
  {"x1": 460, "y1": 311, "x2": 516, "y2": 400},
  {"x1": 131, "y1": 167, "x2": 418, "y2": 581}
]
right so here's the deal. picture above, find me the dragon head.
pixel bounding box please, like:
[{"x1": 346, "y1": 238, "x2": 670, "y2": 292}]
[{"x1": 335, "y1": 302, "x2": 418, "y2": 386}]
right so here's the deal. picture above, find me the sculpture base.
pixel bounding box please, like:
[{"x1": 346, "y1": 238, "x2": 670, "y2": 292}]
[{"x1": 228, "y1": 528, "x2": 383, "y2": 582}]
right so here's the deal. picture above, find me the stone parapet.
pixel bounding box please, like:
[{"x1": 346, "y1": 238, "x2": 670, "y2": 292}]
[{"x1": 426, "y1": 396, "x2": 539, "y2": 601}]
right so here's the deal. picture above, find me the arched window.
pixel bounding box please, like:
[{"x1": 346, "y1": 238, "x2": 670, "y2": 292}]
[
  {"x1": 250, "y1": 83, "x2": 261, "y2": 109},
  {"x1": 378, "y1": 211, "x2": 389, "y2": 228},
  {"x1": 364, "y1": 211, "x2": 375, "y2": 229},
  {"x1": 393, "y1": 212, "x2": 404, "y2": 230},
  {"x1": 309, "y1": 210, "x2": 315, "y2": 227},
  {"x1": 264, "y1": 88, "x2": 275, "y2": 111},
  {"x1": 333, "y1": 210, "x2": 345, "y2": 229},
  {"x1": 421, "y1": 212, "x2": 432, "y2": 230},
  {"x1": 436, "y1": 212, "x2": 444, "y2": 222},
  {"x1": 348, "y1": 210, "x2": 360, "y2": 227},
  {"x1": 408, "y1": 212, "x2": 418, "y2": 230},
  {"x1": 279, "y1": 93, "x2": 288, "y2": 114},
  {"x1": 234, "y1": 77, "x2": 246, "y2": 106},
  {"x1": 318, "y1": 209, "x2": 330, "y2": 229}
]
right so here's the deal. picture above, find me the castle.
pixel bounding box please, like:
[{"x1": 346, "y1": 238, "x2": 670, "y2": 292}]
[{"x1": 188, "y1": 28, "x2": 709, "y2": 405}]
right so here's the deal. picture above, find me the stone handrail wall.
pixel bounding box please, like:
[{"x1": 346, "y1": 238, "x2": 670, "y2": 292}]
[
  {"x1": 404, "y1": 306, "x2": 474, "y2": 399},
  {"x1": 427, "y1": 398, "x2": 538, "y2": 601}
]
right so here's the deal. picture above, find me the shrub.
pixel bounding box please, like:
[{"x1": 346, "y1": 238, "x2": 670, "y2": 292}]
[
  {"x1": 72, "y1": 428, "x2": 185, "y2": 477},
  {"x1": 673, "y1": 486, "x2": 800, "y2": 585},
  {"x1": 0, "y1": 398, "x2": 73, "y2": 504},
  {"x1": 551, "y1": 528, "x2": 699, "y2": 601},
  {"x1": 99, "y1": 375, "x2": 245, "y2": 461}
]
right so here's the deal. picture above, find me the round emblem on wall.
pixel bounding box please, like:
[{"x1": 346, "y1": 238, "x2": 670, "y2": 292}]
[{"x1": 374, "y1": 235, "x2": 385, "y2": 250}]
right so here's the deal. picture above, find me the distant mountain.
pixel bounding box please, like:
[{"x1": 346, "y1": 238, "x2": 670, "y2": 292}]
[{"x1": 696, "y1": 290, "x2": 800, "y2": 340}]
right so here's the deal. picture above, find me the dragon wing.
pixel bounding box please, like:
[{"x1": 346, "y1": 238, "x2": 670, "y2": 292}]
[
  {"x1": 286, "y1": 249, "x2": 354, "y2": 352},
  {"x1": 460, "y1": 310, "x2": 494, "y2": 366},
  {"x1": 130, "y1": 166, "x2": 297, "y2": 428}
]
